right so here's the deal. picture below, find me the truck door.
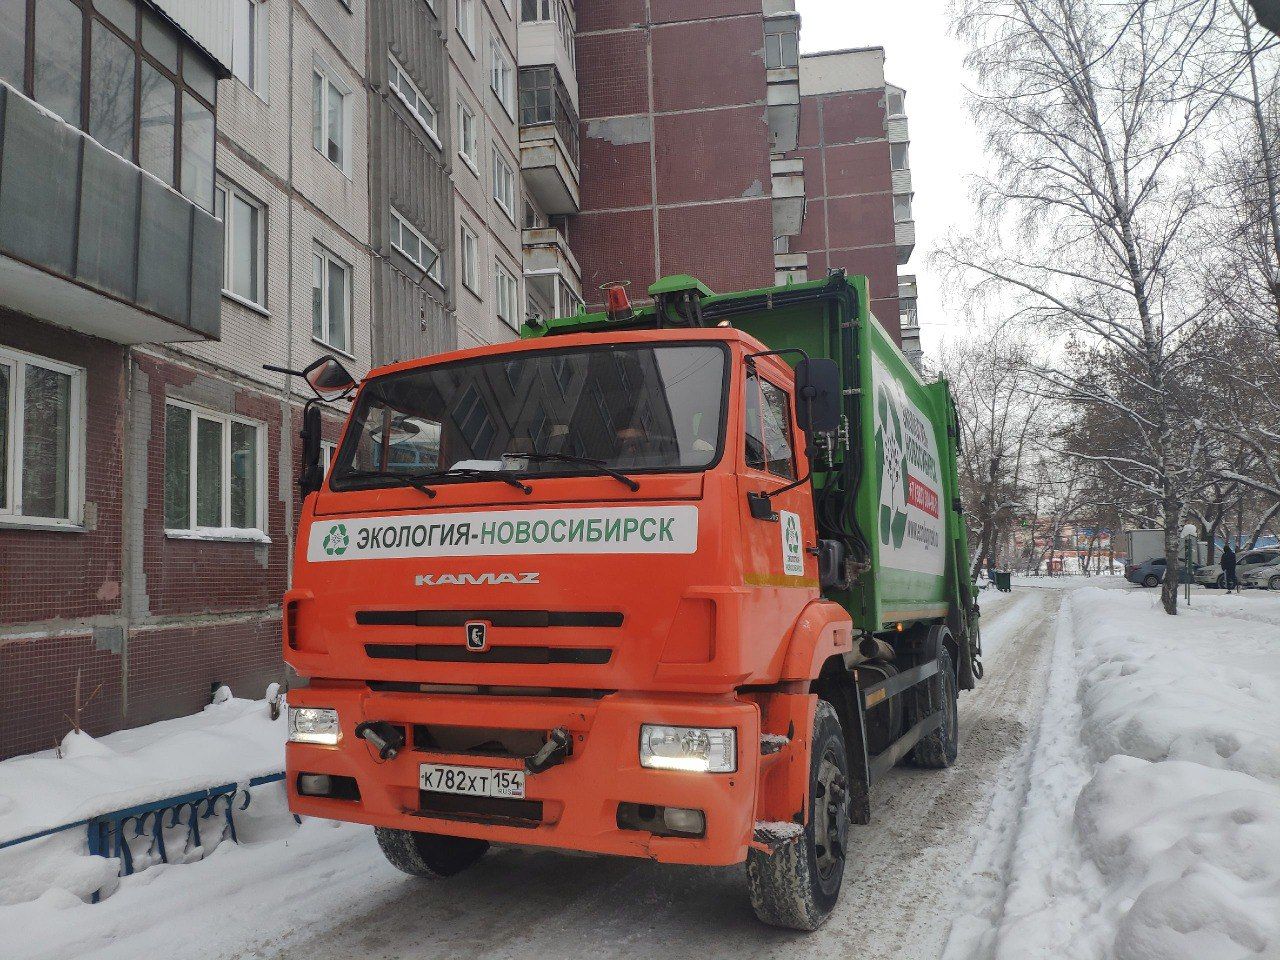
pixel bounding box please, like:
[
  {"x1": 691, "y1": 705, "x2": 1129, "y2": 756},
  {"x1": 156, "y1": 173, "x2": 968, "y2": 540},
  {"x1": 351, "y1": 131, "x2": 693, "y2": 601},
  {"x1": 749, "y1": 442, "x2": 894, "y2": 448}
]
[{"x1": 737, "y1": 366, "x2": 819, "y2": 668}]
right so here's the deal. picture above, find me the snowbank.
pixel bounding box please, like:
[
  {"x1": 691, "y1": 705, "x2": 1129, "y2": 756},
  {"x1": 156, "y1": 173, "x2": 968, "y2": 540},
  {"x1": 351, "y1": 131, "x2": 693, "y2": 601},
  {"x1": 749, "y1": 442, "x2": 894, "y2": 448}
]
[
  {"x1": 0, "y1": 696, "x2": 286, "y2": 906},
  {"x1": 969, "y1": 586, "x2": 1280, "y2": 960}
]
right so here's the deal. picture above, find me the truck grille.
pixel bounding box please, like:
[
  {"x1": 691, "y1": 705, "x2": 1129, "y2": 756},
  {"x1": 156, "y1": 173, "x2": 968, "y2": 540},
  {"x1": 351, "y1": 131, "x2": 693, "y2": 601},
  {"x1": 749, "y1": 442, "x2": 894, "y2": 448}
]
[
  {"x1": 357, "y1": 610, "x2": 624, "y2": 628},
  {"x1": 365, "y1": 643, "x2": 612, "y2": 665},
  {"x1": 413, "y1": 724, "x2": 548, "y2": 759}
]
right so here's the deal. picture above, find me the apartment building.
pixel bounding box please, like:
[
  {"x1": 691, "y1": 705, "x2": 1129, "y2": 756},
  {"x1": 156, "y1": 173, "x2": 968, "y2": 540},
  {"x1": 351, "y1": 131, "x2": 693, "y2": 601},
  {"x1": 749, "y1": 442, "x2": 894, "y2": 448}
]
[
  {"x1": 0, "y1": 0, "x2": 463, "y2": 759},
  {"x1": 448, "y1": 0, "x2": 524, "y2": 346},
  {"x1": 785, "y1": 47, "x2": 915, "y2": 339}
]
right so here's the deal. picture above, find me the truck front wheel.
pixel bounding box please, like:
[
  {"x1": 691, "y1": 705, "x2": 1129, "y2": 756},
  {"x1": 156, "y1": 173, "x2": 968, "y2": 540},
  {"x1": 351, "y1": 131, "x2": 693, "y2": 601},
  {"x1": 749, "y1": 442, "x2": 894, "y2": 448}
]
[
  {"x1": 747, "y1": 699, "x2": 849, "y2": 931},
  {"x1": 907, "y1": 644, "x2": 959, "y2": 769},
  {"x1": 374, "y1": 827, "x2": 489, "y2": 879}
]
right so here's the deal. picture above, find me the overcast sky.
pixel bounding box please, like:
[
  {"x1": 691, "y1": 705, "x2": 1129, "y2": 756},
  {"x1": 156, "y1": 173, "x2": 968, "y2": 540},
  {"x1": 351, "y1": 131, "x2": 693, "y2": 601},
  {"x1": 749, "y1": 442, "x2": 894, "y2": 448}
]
[{"x1": 796, "y1": 0, "x2": 989, "y2": 358}]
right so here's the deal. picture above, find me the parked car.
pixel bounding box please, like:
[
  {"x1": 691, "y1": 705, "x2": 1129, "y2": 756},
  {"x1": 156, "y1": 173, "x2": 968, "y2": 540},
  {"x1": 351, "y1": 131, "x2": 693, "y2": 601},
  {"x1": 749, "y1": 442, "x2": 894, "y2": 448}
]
[
  {"x1": 1195, "y1": 548, "x2": 1280, "y2": 588},
  {"x1": 1242, "y1": 558, "x2": 1280, "y2": 591},
  {"x1": 1126, "y1": 557, "x2": 1167, "y2": 587}
]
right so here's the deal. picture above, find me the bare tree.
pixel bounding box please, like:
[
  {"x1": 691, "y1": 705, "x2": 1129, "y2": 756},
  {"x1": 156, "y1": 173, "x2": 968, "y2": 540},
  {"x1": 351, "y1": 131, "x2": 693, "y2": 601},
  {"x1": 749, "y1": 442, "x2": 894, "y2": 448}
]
[
  {"x1": 946, "y1": 0, "x2": 1221, "y2": 612},
  {"x1": 939, "y1": 324, "x2": 1050, "y2": 578}
]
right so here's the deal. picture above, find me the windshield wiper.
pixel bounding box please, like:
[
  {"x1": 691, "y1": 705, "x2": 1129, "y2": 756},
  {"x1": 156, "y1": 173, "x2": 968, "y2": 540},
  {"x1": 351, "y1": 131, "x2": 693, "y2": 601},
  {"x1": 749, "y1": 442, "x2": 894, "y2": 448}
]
[
  {"x1": 341, "y1": 467, "x2": 532, "y2": 496},
  {"x1": 505, "y1": 452, "x2": 640, "y2": 492}
]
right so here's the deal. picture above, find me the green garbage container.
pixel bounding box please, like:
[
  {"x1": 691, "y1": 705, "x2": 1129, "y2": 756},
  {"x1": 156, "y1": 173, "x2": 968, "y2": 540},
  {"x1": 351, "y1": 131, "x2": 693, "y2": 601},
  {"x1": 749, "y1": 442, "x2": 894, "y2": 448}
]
[{"x1": 994, "y1": 570, "x2": 1012, "y2": 592}]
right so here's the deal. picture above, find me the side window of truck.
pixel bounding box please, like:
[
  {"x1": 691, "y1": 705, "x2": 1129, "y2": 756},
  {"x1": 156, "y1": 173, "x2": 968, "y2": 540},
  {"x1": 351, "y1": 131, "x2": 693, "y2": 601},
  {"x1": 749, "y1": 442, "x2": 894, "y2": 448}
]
[{"x1": 744, "y1": 370, "x2": 796, "y2": 480}]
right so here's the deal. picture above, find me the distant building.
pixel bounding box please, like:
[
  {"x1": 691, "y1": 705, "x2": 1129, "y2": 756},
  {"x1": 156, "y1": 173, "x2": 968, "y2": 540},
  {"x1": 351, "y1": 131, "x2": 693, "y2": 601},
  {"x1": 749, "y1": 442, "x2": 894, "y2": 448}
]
[{"x1": 786, "y1": 46, "x2": 915, "y2": 340}]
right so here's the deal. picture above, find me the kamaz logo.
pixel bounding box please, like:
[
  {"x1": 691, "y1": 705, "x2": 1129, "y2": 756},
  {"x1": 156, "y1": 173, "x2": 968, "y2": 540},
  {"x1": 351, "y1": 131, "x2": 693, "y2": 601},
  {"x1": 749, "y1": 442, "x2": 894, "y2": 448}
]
[{"x1": 414, "y1": 572, "x2": 541, "y2": 587}]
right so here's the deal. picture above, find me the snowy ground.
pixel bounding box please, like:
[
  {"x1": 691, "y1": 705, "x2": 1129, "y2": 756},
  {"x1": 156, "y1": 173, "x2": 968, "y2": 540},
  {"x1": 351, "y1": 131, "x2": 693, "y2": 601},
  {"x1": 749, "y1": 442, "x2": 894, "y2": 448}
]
[{"x1": 3, "y1": 582, "x2": 1278, "y2": 959}]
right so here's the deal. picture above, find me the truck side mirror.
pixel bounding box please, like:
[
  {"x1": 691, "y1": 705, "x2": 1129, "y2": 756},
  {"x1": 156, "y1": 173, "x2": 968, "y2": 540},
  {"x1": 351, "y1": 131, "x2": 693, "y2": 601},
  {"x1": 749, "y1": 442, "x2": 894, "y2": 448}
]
[
  {"x1": 304, "y1": 356, "x2": 357, "y2": 401},
  {"x1": 299, "y1": 403, "x2": 324, "y2": 498},
  {"x1": 794, "y1": 358, "x2": 841, "y2": 435}
]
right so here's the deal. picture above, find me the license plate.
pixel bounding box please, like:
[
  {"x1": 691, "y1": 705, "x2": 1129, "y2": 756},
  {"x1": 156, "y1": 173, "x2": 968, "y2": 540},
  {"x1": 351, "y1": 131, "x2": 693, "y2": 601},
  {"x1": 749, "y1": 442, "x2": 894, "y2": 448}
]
[{"x1": 420, "y1": 763, "x2": 525, "y2": 799}]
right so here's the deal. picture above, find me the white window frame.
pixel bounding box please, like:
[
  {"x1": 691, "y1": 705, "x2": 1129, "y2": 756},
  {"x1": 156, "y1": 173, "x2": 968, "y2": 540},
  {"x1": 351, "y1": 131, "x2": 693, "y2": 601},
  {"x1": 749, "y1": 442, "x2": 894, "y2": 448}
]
[
  {"x1": 388, "y1": 53, "x2": 440, "y2": 147},
  {"x1": 455, "y1": 0, "x2": 476, "y2": 54},
  {"x1": 489, "y1": 39, "x2": 515, "y2": 119},
  {"x1": 893, "y1": 194, "x2": 913, "y2": 223},
  {"x1": 231, "y1": 0, "x2": 269, "y2": 97},
  {"x1": 495, "y1": 260, "x2": 518, "y2": 326},
  {"x1": 320, "y1": 439, "x2": 338, "y2": 479},
  {"x1": 460, "y1": 222, "x2": 480, "y2": 296},
  {"x1": 312, "y1": 61, "x2": 353, "y2": 176},
  {"x1": 457, "y1": 100, "x2": 478, "y2": 173},
  {"x1": 163, "y1": 398, "x2": 267, "y2": 538},
  {"x1": 890, "y1": 142, "x2": 910, "y2": 172},
  {"x1": 0, "y1": 346, "x2": 86, "y2": 528},
  {"x1": 312, "y1": 243, "x2": 354, "y2": 355},
  {"x1": 214, "y1": 179, "x2": 268, "y2": 313},
  {"x1": 492, "y1": 147, "x2": 516, "y2": 222},
  {"x1": 391, "y1": 207, "x2": 445, "y2": 287}
]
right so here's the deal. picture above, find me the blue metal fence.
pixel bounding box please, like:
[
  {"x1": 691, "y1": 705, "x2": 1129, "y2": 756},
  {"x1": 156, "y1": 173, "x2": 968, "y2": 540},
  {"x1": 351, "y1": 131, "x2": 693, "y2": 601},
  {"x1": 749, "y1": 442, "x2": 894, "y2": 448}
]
[{"x1": 0, "y1": 772, "x2": 293, "y2": 902}]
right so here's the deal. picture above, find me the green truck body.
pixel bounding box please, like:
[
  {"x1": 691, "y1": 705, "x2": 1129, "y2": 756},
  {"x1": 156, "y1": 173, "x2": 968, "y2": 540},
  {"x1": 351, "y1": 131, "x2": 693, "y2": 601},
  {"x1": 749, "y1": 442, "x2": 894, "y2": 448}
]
[{"x1": 523, "y1": 270, "x2": 980, "y2": 682}]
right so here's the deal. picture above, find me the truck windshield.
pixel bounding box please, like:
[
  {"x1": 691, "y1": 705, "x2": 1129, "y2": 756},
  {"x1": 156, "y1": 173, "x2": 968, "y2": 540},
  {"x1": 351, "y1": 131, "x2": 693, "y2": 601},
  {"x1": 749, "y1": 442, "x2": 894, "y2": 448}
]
[{"x1": 329, "y1": 343, "x2": 728, "y2": 489}]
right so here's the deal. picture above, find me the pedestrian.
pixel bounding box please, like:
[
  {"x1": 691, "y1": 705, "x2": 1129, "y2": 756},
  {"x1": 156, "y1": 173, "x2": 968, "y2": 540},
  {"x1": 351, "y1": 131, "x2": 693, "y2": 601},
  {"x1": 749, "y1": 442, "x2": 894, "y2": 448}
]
[{"x1": 1222, "y1": 544, "x2": 1238, "y2": 593}]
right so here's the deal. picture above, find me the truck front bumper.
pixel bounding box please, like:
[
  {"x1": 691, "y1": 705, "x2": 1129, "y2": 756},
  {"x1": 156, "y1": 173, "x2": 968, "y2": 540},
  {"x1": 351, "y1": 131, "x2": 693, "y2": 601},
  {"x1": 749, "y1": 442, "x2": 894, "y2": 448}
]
[{"x1": 286, "y1": 685, "x2": 763, "y2": 867}]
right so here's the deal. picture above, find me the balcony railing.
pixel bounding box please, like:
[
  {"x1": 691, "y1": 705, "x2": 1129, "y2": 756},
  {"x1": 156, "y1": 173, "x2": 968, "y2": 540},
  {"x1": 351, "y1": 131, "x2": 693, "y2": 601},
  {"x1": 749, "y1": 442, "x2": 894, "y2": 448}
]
[
  {"x1": 0, "y1": 83, "x2": 221, "y2": 344},
  {"x1": 519, "y1": 66, "x2": 579, "y2": 167}
]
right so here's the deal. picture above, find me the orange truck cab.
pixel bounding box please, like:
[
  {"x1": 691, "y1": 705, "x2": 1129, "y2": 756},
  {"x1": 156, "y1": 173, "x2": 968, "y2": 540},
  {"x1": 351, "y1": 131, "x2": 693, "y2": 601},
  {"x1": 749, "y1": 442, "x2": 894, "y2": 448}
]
[{"x1": 282, "y1": 272, "x2": 979, "y2": 930}]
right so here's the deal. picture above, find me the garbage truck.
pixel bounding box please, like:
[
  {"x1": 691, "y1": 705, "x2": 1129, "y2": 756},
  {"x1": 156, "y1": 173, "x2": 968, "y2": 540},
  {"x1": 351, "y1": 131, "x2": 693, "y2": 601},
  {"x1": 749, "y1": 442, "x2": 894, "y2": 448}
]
[{"x1": 281, "y1": 270, "x2": 980, "y2": 930}]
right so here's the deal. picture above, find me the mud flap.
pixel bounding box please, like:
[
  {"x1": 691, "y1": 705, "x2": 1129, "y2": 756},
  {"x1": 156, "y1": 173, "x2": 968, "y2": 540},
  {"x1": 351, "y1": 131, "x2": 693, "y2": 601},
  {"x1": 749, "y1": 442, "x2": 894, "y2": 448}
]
[{"x1": 842, "y1": 680, "x2": 872, "y2": 825}]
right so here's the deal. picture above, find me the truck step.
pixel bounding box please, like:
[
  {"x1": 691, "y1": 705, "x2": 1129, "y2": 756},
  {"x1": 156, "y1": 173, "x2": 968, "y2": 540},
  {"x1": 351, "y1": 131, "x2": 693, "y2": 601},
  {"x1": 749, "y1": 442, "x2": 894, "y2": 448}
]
[
  {"x1": 753, "y1": 820, "x2": 804, "y2": 846},
  {"x1": 760, "y1": 734, "x2": 790, "y2": 756}
]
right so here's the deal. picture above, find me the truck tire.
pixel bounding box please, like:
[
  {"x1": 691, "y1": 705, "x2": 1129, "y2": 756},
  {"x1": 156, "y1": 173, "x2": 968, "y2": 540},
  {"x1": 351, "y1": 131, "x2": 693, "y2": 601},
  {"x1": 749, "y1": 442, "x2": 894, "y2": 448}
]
[
  {"x1": 747, "y1": 700, "x2": 849, "y2": 931},
  {"x1": 907, "y1": 644, "x2": 959, "y2": 769},
  {"x1": 1142, "y1": 574, "x2": 1159, "y2": 587},
  {"x1": 374, "y1": 827, "x2": 489, "y2": 878}
]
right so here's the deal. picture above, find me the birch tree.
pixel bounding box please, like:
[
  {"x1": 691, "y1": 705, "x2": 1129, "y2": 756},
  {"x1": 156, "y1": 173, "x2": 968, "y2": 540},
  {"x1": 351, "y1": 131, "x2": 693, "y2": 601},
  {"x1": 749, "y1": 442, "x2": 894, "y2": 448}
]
[{"x1": 947, "y1": 0, "x2": 1220, "y2": 612}]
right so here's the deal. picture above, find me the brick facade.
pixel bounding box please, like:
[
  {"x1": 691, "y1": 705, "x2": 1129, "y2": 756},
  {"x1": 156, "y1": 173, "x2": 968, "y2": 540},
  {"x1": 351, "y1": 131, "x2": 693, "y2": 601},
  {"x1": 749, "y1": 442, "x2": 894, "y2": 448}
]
[
  {"x1": 791, "y1": 85, "x2": 902, "y2": 339},
  {"x1": 572, "y1": 1, "x2": 777, "y2": 303}
]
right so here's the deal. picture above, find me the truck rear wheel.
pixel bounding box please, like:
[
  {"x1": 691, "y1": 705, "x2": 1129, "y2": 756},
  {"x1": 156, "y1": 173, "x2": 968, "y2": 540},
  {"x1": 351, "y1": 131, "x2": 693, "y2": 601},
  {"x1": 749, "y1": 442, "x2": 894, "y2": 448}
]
[
  {"x1": 374, "y1": 827, "x2": 489, "y2": 879},
  {"x1": 907, "y1": 644, "x2": 959, "y2": 769},
  {"x1": 747, "y1": 699, "x2": 849, "y2": 931}
]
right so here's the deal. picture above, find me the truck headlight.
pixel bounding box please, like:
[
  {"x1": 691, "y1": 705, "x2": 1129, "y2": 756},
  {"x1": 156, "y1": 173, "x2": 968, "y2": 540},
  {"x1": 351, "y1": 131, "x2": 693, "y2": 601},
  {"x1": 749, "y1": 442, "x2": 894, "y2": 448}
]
[
  {"x1": 639, "y1": 725, "x2": 736, "y2": 773},
  {"x1": 289, "y1": 707, "x2": 341, "y2": 745}
]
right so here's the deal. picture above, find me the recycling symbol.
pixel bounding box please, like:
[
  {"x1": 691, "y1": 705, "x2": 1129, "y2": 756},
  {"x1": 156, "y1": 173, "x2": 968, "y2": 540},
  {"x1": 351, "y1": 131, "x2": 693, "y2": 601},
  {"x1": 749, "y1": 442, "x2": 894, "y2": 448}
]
[
  {"x1": 874, "y1": 385, "x2": 909, "y2": 549},
  {"x1": 323, "y1": 524, "x2": 350, "y2": 557}
]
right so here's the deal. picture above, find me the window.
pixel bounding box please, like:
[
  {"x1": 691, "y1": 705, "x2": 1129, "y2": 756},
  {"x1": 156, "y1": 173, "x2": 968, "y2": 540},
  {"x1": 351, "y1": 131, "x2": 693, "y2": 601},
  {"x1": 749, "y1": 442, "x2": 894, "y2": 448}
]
[
  {"x1": 388, "y1": 54, "x2": 439, "y2": 144},
  {"x1": 138, "y1": 65, "x2": 177, "y2": 186},
  {"x1": 181, "y1": 92, "x2": 214, "y2": 210},
  {"x1": 518, "y1": 65, "x2": 579, "y2": 164},
  {"x1": 495, "y1": 261, "x2": 518, "y2": 326},
  {"x1": 764, "y1": 30, "x2": 798, "y2": 70},
  {"x1": 12, "y1": 1, "x2": 216, "y2": 203},
  {"x1": 34, "y1": 0, "x2": 83, "y2": 127},
  {"x1": 492, "y1": 147, "x2": 516, "y2": 221},
  {"x1": 390, "y1": 207, "x2": 443, "y2": 285},
  {"x1": 214, "y1": 180, "x2": 266, "y2": 308},
  {"x1": 520, "y1": 0, "x2": 574, "y2": 65},
  {"x1": 457, "y1": 100, "x2": 477, "y2": 169},
  {"x1": 320, "y1": 439, "x2": 338, "y2": 479},
  {"x1": 312, "y1": 245, "x2": 351, "y2": 353},
  {"x1": 90, "y1": 19, "x2": 136, "y2": 160},
  {"x1": 744, "y1": 371, "x2": 795, "y2": 480},
  {"x1": 891, "y1": 142, "x2": 909, "y2": 171},
  {"x1": 312, "y1": 67, "x2": 348, "y2": 172},
  {"x1": 455, "y1": 0, "x2": 475, "y2": 52},
  {"x1": 490, "y1": 39, "x2": 515, "y2": 118},
  {"x1": 893, "y1": 194, "x2": 913, "y2": 223},
  {"x1": 231, "y1": 0, "x2": 266, "y2": 94},
  {"x1": 460, "y1": 222, "x2": 479, "y2": 295},
  {"x1": 0, "y1": 346, "x2": 85, "y2": 525},
  {"x1": 163, "y1": 401, "x2": 263, "y2": 533},
  {"x1": 886, "y1": 88, "x2": 906, "y2": 117}
]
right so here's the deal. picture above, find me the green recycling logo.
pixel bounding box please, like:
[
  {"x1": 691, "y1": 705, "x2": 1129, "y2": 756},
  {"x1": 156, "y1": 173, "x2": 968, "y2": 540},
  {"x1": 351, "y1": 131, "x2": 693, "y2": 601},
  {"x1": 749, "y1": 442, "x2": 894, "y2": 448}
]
[
  {"x1": 874, "y1": 385, "x2": 909, "y2": 550},
  {"x1": 322, "y1": 524, "x2": 350, "y2": 557}
]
